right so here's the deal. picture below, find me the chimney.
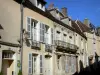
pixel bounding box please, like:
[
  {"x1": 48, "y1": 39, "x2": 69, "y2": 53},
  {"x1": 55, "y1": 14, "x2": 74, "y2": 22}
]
[
  {"x1": 48, "y1": 3, "x2": 54, "y2": 10},
  {"x1": 61, "y1": 7, "x2": 67, "y2": 17},
  {"x1": 84, "y1": 18, "x2": 90, "y2": 27}
]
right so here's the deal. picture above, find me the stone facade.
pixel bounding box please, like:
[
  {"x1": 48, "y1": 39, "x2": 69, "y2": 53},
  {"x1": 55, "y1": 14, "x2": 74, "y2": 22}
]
[{"x1": 0, "y1": 0, "x2": 100, "y2": 75}]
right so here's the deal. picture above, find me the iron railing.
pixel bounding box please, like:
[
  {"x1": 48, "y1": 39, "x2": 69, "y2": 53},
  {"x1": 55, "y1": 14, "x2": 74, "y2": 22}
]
[
  {"x1": 55, "y1": 40, "x2": 79, "y2": 52},
  {"x1": 31, "y1": 41, "x2": 41, "y2": 50},
  {"x1": 45, "y1": 44, "x2": 53, "y2": 53}
]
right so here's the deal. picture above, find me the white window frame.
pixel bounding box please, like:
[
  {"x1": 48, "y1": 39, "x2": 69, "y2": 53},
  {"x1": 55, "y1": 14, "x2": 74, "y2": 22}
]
[{"x1": 26, "y1": 17, "x2": 39, "y2": 41}]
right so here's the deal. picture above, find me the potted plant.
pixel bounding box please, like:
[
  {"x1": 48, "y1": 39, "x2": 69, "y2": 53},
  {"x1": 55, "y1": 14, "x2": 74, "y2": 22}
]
[
  {"x1": 18, "y1": 70, "x2": 22, "y2": 75},
  {"x1": 0, "y1": 71, "x2": 3, "y2": 75}
]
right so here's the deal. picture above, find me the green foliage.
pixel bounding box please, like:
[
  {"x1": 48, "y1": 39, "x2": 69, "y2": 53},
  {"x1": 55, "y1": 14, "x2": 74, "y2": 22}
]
[
  {"x1": 0, "y1": 71, "x2": 3, "y2": 75},
  {"x1": 18, "y1": 70, "x2": 22, "y2": 75}
]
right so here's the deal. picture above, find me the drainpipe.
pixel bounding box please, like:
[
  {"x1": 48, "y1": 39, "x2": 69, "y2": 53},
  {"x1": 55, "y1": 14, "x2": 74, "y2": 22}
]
[{"x1": 20, "y1": 0, "x2": 25, "y2": 73}]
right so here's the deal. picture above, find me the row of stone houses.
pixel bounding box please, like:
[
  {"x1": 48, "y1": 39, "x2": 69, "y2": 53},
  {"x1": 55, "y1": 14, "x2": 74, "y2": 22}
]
[{"x1": 0, "y1": 0, "x2": 100, "y2": 75}]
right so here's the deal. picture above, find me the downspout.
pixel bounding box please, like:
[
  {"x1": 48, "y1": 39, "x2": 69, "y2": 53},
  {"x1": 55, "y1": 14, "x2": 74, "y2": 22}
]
[{"x1": 20, "y1": 0, "x2": 25, "y2": 73}]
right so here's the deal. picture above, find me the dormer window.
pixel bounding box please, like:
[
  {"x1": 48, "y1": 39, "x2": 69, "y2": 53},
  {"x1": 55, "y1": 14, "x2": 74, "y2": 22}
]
[
  {"x1": 41, "y1": 4, "x2": 44, "y2": 8},
  {"x1": 56, "y1": 11, "x2": 60, "y2": 20},
  {"x1": 37, "y1": 1, "x2": 39, "y2": 6},
  {"x1": 36, "y1": 0, "x2": 46, "y2": 11}
]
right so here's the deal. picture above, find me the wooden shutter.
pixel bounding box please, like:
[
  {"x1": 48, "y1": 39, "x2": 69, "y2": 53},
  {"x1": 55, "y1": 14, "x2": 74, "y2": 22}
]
[
  {"x1": 27, "y1": 17, "x2": 32, "y2": 39},
  {"x1": 28, "y1": 53, "x2": 32, "y2": 74}
]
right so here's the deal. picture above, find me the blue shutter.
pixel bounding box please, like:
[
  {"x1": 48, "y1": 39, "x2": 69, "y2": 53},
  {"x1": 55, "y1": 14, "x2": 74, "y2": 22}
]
[
  {"x1": 27, "y1": 17, "x2": 31, "y2": 39},
  {"x1": 28, "y1": 53, "x2": 32, "y2": 74},
  {"x1": 51, "y1": 28, "x2": 54, "y2": 44},
  {"x1": 40, "y1": 55, "x2": 44, "y2": 74}
]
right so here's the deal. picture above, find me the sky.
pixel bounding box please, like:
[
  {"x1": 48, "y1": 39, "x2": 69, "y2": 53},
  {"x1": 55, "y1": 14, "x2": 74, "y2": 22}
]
[{"x1": 45, "y1": 0, "x2": 100, "y2": 27}]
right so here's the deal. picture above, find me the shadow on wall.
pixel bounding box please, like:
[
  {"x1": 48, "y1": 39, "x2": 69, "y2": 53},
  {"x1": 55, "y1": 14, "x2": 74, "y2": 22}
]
[{"x1": 73, "y1": 52, "x2": 100, "y2": 75}]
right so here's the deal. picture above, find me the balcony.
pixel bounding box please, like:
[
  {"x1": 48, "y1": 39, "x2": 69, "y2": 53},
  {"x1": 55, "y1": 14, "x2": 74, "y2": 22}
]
[
  {"x1": 2, "y1": 50, "x2": 15, "y2": 60},
  {"x1": 31, "y1": 41, "x2": 41, "y2": 50},
  {"x1": 55, "y1": 40, "x2": 78, "y2": 53},
  {"x1": 45, "y1": 44, "x2": 53, "y2": 53}
]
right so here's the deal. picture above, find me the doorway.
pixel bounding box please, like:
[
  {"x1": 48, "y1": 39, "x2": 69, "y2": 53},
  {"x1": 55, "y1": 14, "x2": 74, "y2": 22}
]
[{"x1": 2, "y1": 60, "x2": 14, "y2": 75}]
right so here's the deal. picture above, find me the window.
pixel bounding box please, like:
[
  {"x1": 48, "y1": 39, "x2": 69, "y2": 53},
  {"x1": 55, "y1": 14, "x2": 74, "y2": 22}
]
[
  {"x1": 28, "y1": 53, "x2": 38, "y2": 74},
  {"x1": 41, "y1": 3, "x2": 44, "y2": 8},
  {"x1": 71, "y1": 57, "x2": 76, "y2": 73},
  {"x1": 40, "y1": 55, "x2": 43, "y2": 74},
  {"x1": 66, "y1": 56, "x2": 70, "y2": 73},
  {"x1": 27, "y1": 17, "x2": 38, "y2": 40},
  {"x1": 37, "y1": 1, "x2": 40, "y2": 6},
  {"x1": 65, "y1": 56, "x2": 76, "y2": 73},
  {"x1": 28, "y1": 53, "x2": 32, "y2": 74}
]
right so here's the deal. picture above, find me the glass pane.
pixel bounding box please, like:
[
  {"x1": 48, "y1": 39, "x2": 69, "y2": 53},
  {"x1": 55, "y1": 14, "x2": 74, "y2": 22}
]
[
  {"x1": 40, "y1": 23, "x2": 42, "y2": 28},
  {"x1": 29, "y1": 54, "x2": 32, "y2": 60},
  {"x1": 27, "y1": 18, "x2": 30, "y2": 24},
  {"x1": 27, "y1": 32, "x2": 30, "y2": 38},
  {"x1": 40, "y1": 30, "x2": 43, "y2": 35},
  {"x1": 40, "y1": 61, "x2": 42, "y2": 67},
  {"x1": 29, "y1": 68, "x2": 32, "y2": 73},
  {"x1": 40, "y1": 68, "x2": 43, "y2": 73},
  {"x1": 29, "y1": 61, "x2": 32, "y2": 67},
  {"x1": 40, "y1": 55, "x2": 42, "y2": 60},
  {"x1": 28, "y1": 25, "x2": 30, "y2": 31}
]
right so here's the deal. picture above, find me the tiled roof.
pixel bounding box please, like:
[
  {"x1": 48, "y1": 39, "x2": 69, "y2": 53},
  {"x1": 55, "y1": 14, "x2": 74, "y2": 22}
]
[
  {"x1": 76, "y1": 21, "x2": 90, "y2": 32},
  {"x1": 15, "y1": 0, "x2": 87, "y2": 39},
  {"x1": 71, "y1": 20, "x2": 87, "y2": 39}
]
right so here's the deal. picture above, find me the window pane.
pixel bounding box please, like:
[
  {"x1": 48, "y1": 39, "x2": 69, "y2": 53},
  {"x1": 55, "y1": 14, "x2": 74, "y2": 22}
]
[
  {"x1": 40, "y1": 61, "x2": 42, "y2": 67},
  {"x1": 29, "y1": 54, "x2": 32, "y2": 60},
  {"x1": 27, "y1": 32, "x2": 30, "y2": 38},
  {"x1": 40, "y1": 23, "x2": 42, "y2": 28},
  {"x1": 28, "y1": 25, "x2": 31, "y2": 31},
  {"x1": 27, "y1": 18, "x2": 30, "y2": 24},
  {"x1": 29, "y1": 68, "x2": 32, "y2": 74},
  {"x1": 29, "y1": 61, "x2": 32, "y2": 67},
  {"x1": 40, "y1": 55, "x2": 42, "y2": 60},
  {"x1": 40, "y1": 68, "x2": 43, "y2": 73}
]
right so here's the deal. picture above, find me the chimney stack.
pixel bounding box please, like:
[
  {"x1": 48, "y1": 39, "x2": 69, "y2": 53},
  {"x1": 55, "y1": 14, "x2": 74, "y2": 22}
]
[
  {"x1": 48, "y1": 3, "x2": 54, "y2": 10},
  {"x1": 61, "y1": 7, "x2": 67, "y2": 17},
  {"x1": 84, "y1": 18, "x2": 90, "y2": 27}
]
